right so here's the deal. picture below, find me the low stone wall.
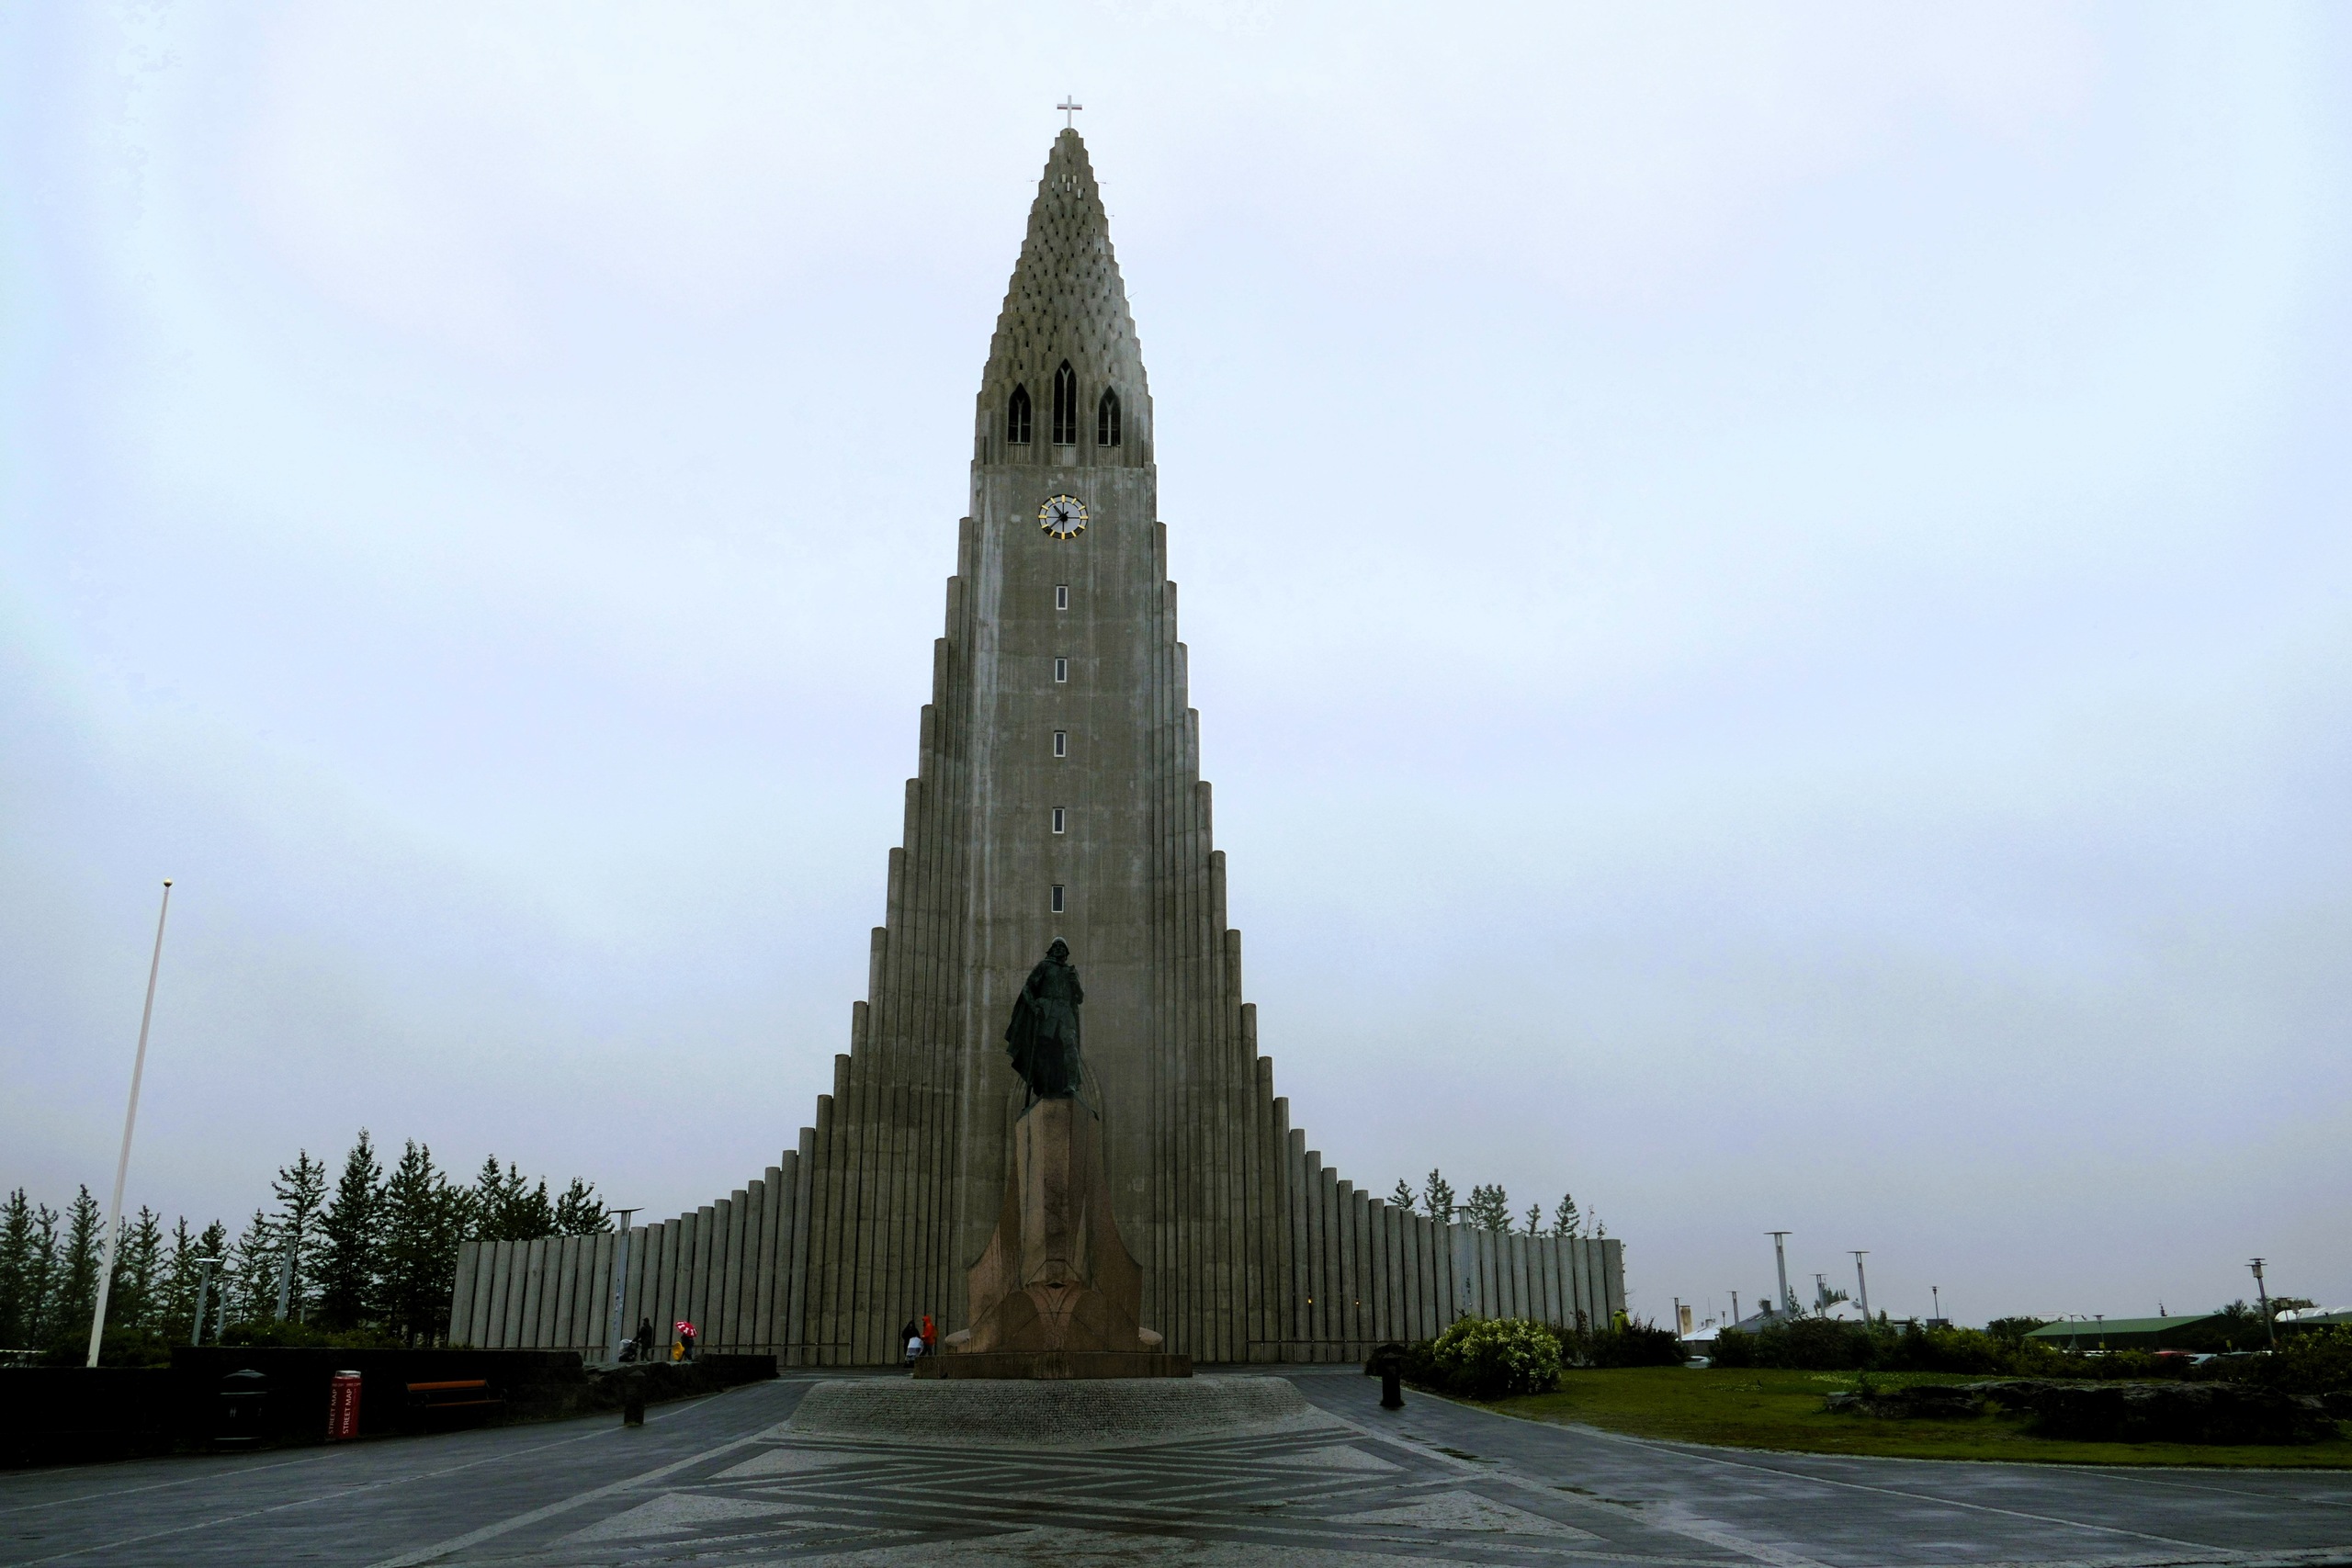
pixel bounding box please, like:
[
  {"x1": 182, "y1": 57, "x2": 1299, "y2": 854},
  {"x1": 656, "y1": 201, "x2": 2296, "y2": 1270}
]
[
  {"x1": 0, "y1": 1350, "x2": 776, "y2": 1469},
  {"x1": 0, "y1": 1368, "x2": 178, "y2": 1469}
]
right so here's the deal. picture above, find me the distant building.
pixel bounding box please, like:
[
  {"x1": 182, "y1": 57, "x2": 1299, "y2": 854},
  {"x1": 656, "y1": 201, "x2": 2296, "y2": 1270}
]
[{"x1": 2025, "y1": 1314, "x2": 2220, "y2": 1351}]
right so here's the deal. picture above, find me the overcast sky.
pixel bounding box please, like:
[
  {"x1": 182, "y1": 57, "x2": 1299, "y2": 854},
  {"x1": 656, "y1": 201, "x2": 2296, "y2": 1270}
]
[{"x1": 5, "y1": 3, "x2": 2347, "y2": 1329}]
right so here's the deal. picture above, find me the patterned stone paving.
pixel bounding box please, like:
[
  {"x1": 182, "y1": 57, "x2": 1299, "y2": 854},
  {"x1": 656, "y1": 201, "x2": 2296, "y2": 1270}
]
[
  {"x1": 13, "y1": 1373, "x2": 2351, "y2": 1566},
  {"x1": 477, "y1": 1415, "x2": 1747, "y2": 1566}
]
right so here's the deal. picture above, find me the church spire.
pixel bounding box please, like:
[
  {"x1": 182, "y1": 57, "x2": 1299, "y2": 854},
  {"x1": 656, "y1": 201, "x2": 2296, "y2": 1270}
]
[{"x1": 977, "y1": 130, "x2": 1150, "y2": 466}]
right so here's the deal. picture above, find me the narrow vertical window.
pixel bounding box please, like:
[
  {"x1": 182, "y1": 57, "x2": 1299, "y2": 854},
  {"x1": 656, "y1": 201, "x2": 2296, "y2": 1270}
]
[
  {"x1": 1051, "y1": 807, "x2": 1066, "y2": 834},
  {"x1": 1051, "y1": 361, "x2": 1078, "y2": 446},
  {"x1": 1007, "y1": 384, "x2": 1033, "y2": 446},
  {"x1": 1097, "y1": 386, "x2": 1121, "y2": 447},
  {"x1": 1051, "y1": 885, "x2": 1066, "y2": 914},
  {"x1": 1053, "y1": 730, "x2": 1068, "y2": 757},
  {"x1": 1055, "y1": 584, "x2": 1069, "y2": 611},
  {"x1": 1053, "y1": 657, "x2": 1068, "y2": 683}
]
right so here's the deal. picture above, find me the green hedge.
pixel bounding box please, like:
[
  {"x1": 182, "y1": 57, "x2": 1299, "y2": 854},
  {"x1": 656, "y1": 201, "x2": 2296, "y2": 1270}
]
[
  {"x1": 1394, "y1": 1314, "x2": 1683, "y2": 1398},
  {"x1": 1706, "y1": 1320, "x2": 2352, "y2": 1394}
]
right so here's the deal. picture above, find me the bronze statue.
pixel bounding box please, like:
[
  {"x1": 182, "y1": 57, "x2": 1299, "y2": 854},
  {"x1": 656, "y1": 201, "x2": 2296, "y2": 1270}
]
[{"x1": 1004, "y1": 939, "x2": 1083, "y2": 1100}]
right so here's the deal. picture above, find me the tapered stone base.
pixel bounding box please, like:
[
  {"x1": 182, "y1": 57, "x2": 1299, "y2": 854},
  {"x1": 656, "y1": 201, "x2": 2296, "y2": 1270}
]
[
  {"x1": 937, "y1": 1097, "x2": 1170, "y2": 1376},
  {"x1": 911, "y1": 1350, "x2": 1192, "y2": 1380}
]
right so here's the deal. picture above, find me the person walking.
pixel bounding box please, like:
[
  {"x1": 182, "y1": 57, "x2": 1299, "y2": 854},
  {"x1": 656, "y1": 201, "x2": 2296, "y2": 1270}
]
[
  {"x1": 679, "y1": 1322, "x2": 697, "y2": 1361},
  {"x1": 901, "y1": 1317, "x2": 922, "y2": 1367},
  {"x1": 921, "y1": 1313, "x2": 937, "y2": 1359},
  {"x1": 636, "y1": 1317, "x2": 655, "y2": 1363}
]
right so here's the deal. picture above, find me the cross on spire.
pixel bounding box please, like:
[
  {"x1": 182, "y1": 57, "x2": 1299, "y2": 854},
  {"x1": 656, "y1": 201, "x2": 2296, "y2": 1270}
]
[{"x1": 1057, "y1": 96, "x2": 1083, "y2": 129}]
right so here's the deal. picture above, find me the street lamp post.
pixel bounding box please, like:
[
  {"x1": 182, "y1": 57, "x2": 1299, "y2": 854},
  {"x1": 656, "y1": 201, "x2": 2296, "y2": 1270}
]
[
  {"x1": 188, "y1": 1257, "x2": 221, "y2": 1346},
  {"x1": 1453, "y1": 1205, "x2": 1476, "y2": 1316},
  {"x1": 88, "y1": 879, "x2": 174, "y2": 1369}
]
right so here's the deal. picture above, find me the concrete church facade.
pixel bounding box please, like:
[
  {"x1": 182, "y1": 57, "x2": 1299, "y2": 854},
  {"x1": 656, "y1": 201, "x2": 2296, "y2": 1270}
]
[{"x1": 450, "y1": 130, "x2": 1623, "y2": 1365}]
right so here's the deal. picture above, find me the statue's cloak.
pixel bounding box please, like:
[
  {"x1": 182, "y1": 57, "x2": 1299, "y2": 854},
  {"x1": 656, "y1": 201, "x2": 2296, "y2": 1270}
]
[{"x1": 1004, "y1": 953, "x2": 1084, "y2": 1098}]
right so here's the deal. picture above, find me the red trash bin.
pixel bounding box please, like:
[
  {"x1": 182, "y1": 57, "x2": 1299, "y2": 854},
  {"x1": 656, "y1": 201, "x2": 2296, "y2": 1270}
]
[{"x1": 327, "y1": 1370, "x2": 363, "y2": 1441}]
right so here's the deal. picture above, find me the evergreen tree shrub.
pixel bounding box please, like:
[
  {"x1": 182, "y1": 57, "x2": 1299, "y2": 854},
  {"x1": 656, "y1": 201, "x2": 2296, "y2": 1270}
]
[
  {"x1": 107, "y1": 1206, "x2": 164, "y2": 1335},
  {"x1": 47, "y1": 1187, "x2": 103, "y2": 1356},
  {"x1": 1421, "y1": 1170, "x2": 1454, "y2": 1221},
  {"x1": 316, "y1": 1132, "x2": 386, "y2": 1330},
  {"x1": 0, "y1": 1190, "x2": 51, "y2": 1348},
  {"x1": 269, "y1": 1153, "x2": 330, "y2": 1321},
  {"x1": 383, "y1": 1142, "x2": 466, "y2": 1345},
  {"x1": 1464, "y1": 1184, "x2": 1513, "y2": 1233},
  {"x1": 1555, "y1": 1315, "x2": 1685, "y2": 1368},
  {"x1": 227, "y1": 1210, "x2": 280, "y2": 1322},
  {"x1": 551, "y1": 1178, "x2": 608, "y2": 1235}
]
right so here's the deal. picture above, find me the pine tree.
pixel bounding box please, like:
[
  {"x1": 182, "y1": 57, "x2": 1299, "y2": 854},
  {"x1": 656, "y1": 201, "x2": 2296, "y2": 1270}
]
[
  {"x1": 269, "y1": 1152, "x2": 329, "y2": 1322},
  {"x1": 383, "y1": 1142, "x2": 464, "y2": 1346},
  {"x1": 1421, "y1": 1169, "x2": 1455, "y2": 1222},
  {"x1": 1464, "y1": 1183, "x2": 1512, "y2": 1232},
  {"x1": 1523, "y1": 1203, "x2": 1544, "y2": 1235},
  {"x1": 107, "y1": 1206, "x2": 164, "y2": 1336},
  {"x1": 1552, "y1": 1191, "x2": 1581, "y2": 1238},
  {"x1": 50, "y1": 1187, "x2": 104, "y2": 1353},
  {"x1": 315, "y1": 1132, "x2": 386, "y2": 1331},
  {"x1": 159, "y1": 1217, "x2": 204, "y2": 1344},
  {"x1": 1388, "y1": 1179, "x2": 1417, "y2": 1214},
  {"x1": 552, "y1": 1178, "x2": 607, "y2": 1235},
  {"x1": 17, "y1": 1202, "x2": 60, "y2": 1346},
  {"x1": 228, "y1": 1210, "x2": 279, "y2": 1324},
  {"x1": 0, "y1": 1189, "x2": 44, "y2": 1348},
  {"x1": 469, "y1": 1158, "x2": 556, "y2": 1243},
  {"x1": 194, "y1": 1221, "x2": 229, "y2": 1338}
]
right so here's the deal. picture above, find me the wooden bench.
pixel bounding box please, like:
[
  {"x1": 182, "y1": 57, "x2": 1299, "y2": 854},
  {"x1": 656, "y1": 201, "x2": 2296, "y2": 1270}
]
[{"x1": 405, "y1": 1379, "x2": 503, "y2": 1430}]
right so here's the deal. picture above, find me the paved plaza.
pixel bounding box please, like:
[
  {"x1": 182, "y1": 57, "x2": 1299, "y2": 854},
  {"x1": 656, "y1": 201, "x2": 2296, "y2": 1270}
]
[{"x1": 4, "y1": 1370, "x2": 2349, "y2": 1567}]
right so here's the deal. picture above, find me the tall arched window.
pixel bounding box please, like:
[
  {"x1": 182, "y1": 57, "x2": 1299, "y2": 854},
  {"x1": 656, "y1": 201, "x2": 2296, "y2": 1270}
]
[
  {"x1": 1006, "y1": 384, "x2": 1032, "y2": 446},
  {"x1": 1097, "y1": 386, "x2": 1122, "y2": 448},
  {"x1": 1051, "y1": 361, "x2": 1078, "y2": 446}
]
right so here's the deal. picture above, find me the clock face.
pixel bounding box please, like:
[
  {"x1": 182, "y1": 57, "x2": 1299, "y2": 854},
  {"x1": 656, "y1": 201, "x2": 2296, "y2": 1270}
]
[{"x1": 1039, "y1": 494, "x2": 1088, "y2": 541}]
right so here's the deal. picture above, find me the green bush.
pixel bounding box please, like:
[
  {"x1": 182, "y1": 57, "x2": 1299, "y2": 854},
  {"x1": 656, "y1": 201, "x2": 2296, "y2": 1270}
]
[
  {"x1": 219, "y1": 1318, "x2": 401, "y2": 1350},
  {"x1": 1413, "y1": 1317, "x2": 1565, "y2": 1399},
  {"x1": 1736, "y1": 1315, "x2": 1878, "y2": 1370},
  {"x1": 2220, "y1": 1326, "x2": 2352, "y2": 1395},
  {"x1": 38, "y1": 1325, "x2": 175, "y2": 1368},
  {"x1": 1556, "y1": 1316, "x2": 1685, "y2": 1368},
  {"x1": 1884, "y1": 1324, "x2": 2006, "y2": 1375},
  {"x1": 1713, "y1": 1315, "x2": 2338, "y2": 1385}
]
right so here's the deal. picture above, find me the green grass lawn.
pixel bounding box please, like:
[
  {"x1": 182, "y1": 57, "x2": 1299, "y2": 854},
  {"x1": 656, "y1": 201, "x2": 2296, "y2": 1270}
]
[{"x1": 1471, "y1": 1367, "x2": 2352, "y2": 1468}]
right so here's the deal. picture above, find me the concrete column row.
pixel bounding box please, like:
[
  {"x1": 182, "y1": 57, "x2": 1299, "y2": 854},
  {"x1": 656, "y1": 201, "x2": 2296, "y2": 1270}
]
[{"x1": 448, "y1": 1143, "x2": 814, "y2": 1357}]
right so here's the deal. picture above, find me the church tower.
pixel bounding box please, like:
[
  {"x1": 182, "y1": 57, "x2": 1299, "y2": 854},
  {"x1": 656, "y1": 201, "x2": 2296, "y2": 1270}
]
[
  {"x1": 838, "y1": 126, "x2": 1260, "y2": 1362},
  {"x1": 449, "y1": 131, "x2": 1624, "y2": 1365}
]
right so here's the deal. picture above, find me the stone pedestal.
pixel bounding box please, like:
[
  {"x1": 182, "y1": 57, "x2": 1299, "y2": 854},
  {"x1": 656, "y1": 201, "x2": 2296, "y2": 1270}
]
[{"x1": 917, "y1": 1098, "x2": 1188, "y2": 1380}]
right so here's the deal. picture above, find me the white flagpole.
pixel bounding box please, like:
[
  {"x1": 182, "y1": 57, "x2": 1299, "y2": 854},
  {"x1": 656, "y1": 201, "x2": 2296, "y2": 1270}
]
[{"x1": 88, "y1": 879, "x2": 173, "y2": 1369}]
